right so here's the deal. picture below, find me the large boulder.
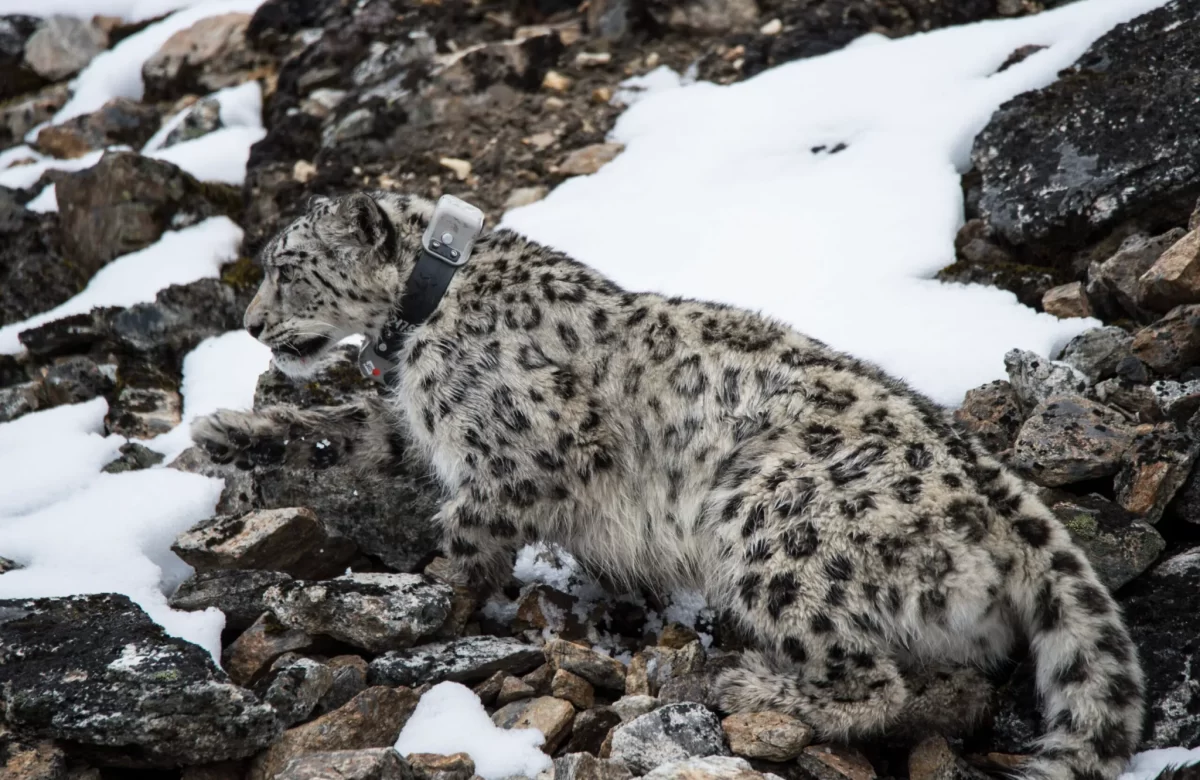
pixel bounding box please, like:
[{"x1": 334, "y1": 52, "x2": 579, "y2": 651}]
[
  {"x1": 141, "y1": 13, "x2": 272, "y2": 103},
  {"x1": 974, "y1": 0, "x2": 1200, "y2": 261},
  {"x1": 23, "y1": 15, "x2": 108, "y2": 81},
  {"x1": 0, "y1": 594, "x2": 281, "y2": 767},
  {"x1": 0, "y1": 188, "x2": 69, "y2": 328}
]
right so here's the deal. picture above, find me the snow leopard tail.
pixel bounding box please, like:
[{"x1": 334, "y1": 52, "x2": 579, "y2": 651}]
[{"x1": 1007, "y1": 512, "x2": 1145, "y2": 780}]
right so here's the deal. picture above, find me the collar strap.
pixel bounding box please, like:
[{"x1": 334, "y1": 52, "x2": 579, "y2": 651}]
[{"x1": 359, "y1": 195, "x2": 485, "y2": 383}]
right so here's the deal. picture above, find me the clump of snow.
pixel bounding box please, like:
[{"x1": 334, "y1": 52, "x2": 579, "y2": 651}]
[
  {"x1": 513, "y1": 542, "x2": 579, "y2": 592},
  {"x1": 1120, "y1": 749, "x2": 1200, "y2": 780},
  {"x1": 503, "y1": 0, "x2": 1167, "y2": 406},
  {"x1": 51, "y1": 0, "x2": 269, "y2": 125},
  {"x1": 2, "y1": 0, "x2": 219, "y2": 22},
  {"x1": 149, "y1": 125, "x2": 265, "y2": 185},
  {"x1": 0, "y1": 147, "x2": 112, "y2": 191},
  {"x1": 148, "y1": 330, "x2": 272, "y2": 464},
  {"x1": 25, "y1": 184, "x2": 58, "y2": 213},
  {"x1": 395, "y1": 682, "x2": 552, "y2": 779},
  {"x1": 0, "y1": 216, "x2": 243, "y2": 355}
]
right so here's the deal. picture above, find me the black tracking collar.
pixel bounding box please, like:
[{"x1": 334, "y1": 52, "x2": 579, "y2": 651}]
[{"x1": 358, "y1": 195, "x2": 485, "y2": 384}]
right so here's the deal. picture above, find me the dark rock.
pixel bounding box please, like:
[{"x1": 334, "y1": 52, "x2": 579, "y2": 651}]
[
  {"x1": 141, "y1": 13, "x2": 272, "y2": 103},
  {"x1": 1057, "y1": 326, "x2": 1133, "y2": 385},
  {"x1": 908, "y1": 735, "x2": 990, "y2": 780},
  {"x1": 223, "y1": 611, "x2": 313, "y2": 686},
  {"x1": 1150, "y1": 379, "x2": 1200, "y2": 424},
  {"x1": 1011, "y1": 396, "x2": 1135, "y2": 486},
  {"x1": 248, "y1": 687, "x2": 419, "y2": 780},
  {"x1": 1120, "y1": 546, "x2": 1200, "y2": 747},
  {"x1": 368, "y1": 636, "x2": 543, "y2": 687},
  {"x1": 40, "y1": 355, "x2": 116, "y2": 407},
  {"x1": 163, "y1": 97, "x2": 224, "y2": 148},
  {"x1": 169, "y1": 569, "x2": 292, "y2": 633},
  {"x1": 491, "y1": 696, "x2": 575, "y2": 752},
  {"x1": 172, "y1": 507, "x2": 357, "y2": 579},
  {"x1": 1131, "y1": 304, "x2": 1200, "y2": 377},
  {"x1": 0, "y1": 189, "x2": 70, "y2": 328},
  {"x1": 35, "y1": 98, "x2": 161, "y2": 159},
  {"x1": 1003, "y1": 349, "x2": 1090, "y2": 414},
  {"x1": 55, "y1": 152, "x2": 239, "y2": 280},
  {"x1": 545, "y1": 638, "x2": 627, "y2": 691},
  {"x1": 496, "y1": 674, "x2": 536, "y2": 706},
  {"x1": 562, "y1": 706, "x2": 622, "y2": 755},
  {"x1": 264, "y1": 573, "x2": 453, "y2": 653},
  {"x1": 278, "y1": 749, "x2": 417, "y2": 780},
  {"x1": 110, "y1": 277, "x2": 245, "y2": 368},
  {"x1": 16, "y1": 309, "x2": 114, "y2": 360},
  {"x1": 1046, "y1": 492, "x2": 1165, "y2": 590},
  {"x1": 1116, "y1": 356, "x2": 1151, "y2": 384},
  {"x1": 106, "y1": 385, "x2": 181, "y2": 438},
  {"x1": 0, "y1": 382, "x2": 40, "y2": 424},
  {"x1": 0, "y1": 593, "x2": 281, "y2": 767},
  {"x1": 1087, "y1": 231, "x2": 1184, "y2": 321},
  {"x1": 1093, "y1": 378, "x2": 1163, "y2": 424},
  {"x1": 974, "y1": 2, "x2": 1200, "y2": 257},
  {"x1": 0, "y1": 16, "x2": 46, "y2": 101},
  {"x1": 257, "y1": 656, "x2": 335, "y2": 727},
  {"x1": 952, "y1": 380, "x2": 1023, "y2": 455},
  {"x1": 0, "y1": 724, "x2": 67, "y2": 780},
  {"x1": 1114, "y1": 424, "x2": 1198, "y2": 523},
  {"x1": 610, "y1": 702, "x2": 731, "y2": 775},
  {"x1": 0, "y1": 83, "x2": 68, "y2": 149},
  {"x1": 935, "y1": 251, "x2": 1062, "y2": 310},
  {"x1": 0, "y1": 556, "x2": 19, "y2": 573},
  {"x1": 102, "y1": 442, "x2": 166, "y2": 474},
  {"x1": 314, "y1": 655, "x2": 368, "y2": 716}
]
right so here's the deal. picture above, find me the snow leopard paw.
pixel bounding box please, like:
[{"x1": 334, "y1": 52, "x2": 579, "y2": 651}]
[{"x1": 190, "y1": 409, "x2": 288, "y2": 469}]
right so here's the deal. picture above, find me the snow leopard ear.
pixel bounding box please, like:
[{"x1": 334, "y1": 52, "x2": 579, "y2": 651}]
[{"x1": 340, "y1": 192, "x2": 397, "y2": 259}]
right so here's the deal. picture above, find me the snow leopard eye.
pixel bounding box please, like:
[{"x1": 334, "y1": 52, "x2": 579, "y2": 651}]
[{"x1": 276, "y1": 265, "x2": 294, "y2": 283}]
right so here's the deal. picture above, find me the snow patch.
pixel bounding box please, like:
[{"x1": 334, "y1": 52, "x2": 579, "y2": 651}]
[
  {"x1": 395, "y1": 682, "x2": 552, "y2": 779},
  {"x1": 1, "y1": 0, "x2": 221, "y2": 22},
  {"x1": 1120, "y1": 749, "x2": 1200, "y2": 780}
]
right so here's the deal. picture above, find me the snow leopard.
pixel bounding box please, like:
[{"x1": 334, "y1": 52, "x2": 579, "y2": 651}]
[{"x1": 193, "y1": 191, "x2": 1144, "y2": 780}]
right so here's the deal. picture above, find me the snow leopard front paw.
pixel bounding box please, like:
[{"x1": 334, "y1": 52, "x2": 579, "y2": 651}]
[{"x1": 190, "y1": 409, "x2": 288, "y2": 469}]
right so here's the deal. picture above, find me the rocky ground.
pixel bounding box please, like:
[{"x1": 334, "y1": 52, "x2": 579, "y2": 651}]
[{"x1": 3, "y1": 0, "x2": 1200, "y2": 779}]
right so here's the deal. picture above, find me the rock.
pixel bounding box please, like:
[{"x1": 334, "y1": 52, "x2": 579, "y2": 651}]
[
  {"x1": 552, "y1": 668, "x2": 596, "y2": 709},
  {"x1": 0, "y1": 189, "x2": 68, "y2": 328},
  {"x1": 1057, "y1": 327, "x2": 1134, "y2": 385},
  {"x1": 1010, "y1": 396, "x2": 1135, "y2": 486},
  {"x1": 562, "y1": 706, "x2": 622, "y2": 755},
  {"x1": 545, "y1": 639, "x2": 627, "y2": 692},
  {"x1": 663, "y1": 0, "x2": 759, "y2": 33},
  {"x1": 1119, "y1": 547, "x2": 1200, "y2": 748},
  {"x1": 644, "y1": 756, "x2": 766, "y2": 780},
  {"x1": 264, "y1": 573, "x2": 452, "y2": 653},
  {"x1": 1088, "y1": 231, "x2": 1185, "y2": 321},
  {"x1": 169, "y1": 569, "x2": 292, "y2": 633},
  {"x1": 558, "y1": 143, "x2": 624, "y2": 176},
  {"x1": 907, "y1": 735, "x2": 988, "y2": 780},
  {"x1": 0, "y1": 382, "x2": 40, "y2": 424},
  {"x1": 142, "y1": 13, "x2": 271, "y2": 103},
  {"x1": 36, "y1": 98, "x2": 162, "y2": 159},
  {"x1": 497, "y1": 674, "x2": 537, "y2": 705},
  {"x1": 505, "y1": 186, "x2": 548, "y2": 209},
  {"x1": 1114, "y1": 425, "x2": 1198, "y2": 523},
  {"x1": 0, "y1": 16, "x2": 46, "y2": 101},
  {"x1": 472, "y1": 670, "x2": 507, "y2": 705},
  {"x1": 106, "y1": 385, "x2": 181, "y2": 438},
  {"x1": 0, "y1": 83, "x2": 68, "y2": 147},
  {"x1": 258, "y1": 656, "x2": 335, "y2": 727},
  {"x1": 1003, "y1": 349, "x2": 1090, "y2": 413},
  {"x1": 368, "y1": 636, "x2": 544, "y2": 687},
  {"x1": 172, "y1": 507, "x2": 358, "y2": 579},
  {"x1": 102, "y1": 442, "x2": 167, "y2": 474},
  {"x1": 1116, "y1": 356, "x2": 1152, "y2": 384},
  {"x1": 316, "y1": 655, "x2": 369, "y2": 716},
  {"x1": 110, "y1": 277, "x2": 246, "y2": 367},
  {"x1": 16, "y1": 308, "x2": 113, "y2": 359},
  {"x1": 492, "y1": 696, "x2": 575, "y2": 753},
  {"x1": 55, "y1": 152, "x2": 239, "y2": 280},
  {"x1": 0, "y1": 593, "x2": 281, "y2": 767},
  {"x1": 660, "y1": 623, "x2": 702, "y2": 649},
  {"x1": 223, "y1": 611, "x2": 313, "y2": 686},
  {"x1": 23, "y1": 16, "x2": 107, "y2": 81},
  {"x1": 163, "y1": 97, "x2": 223, "y2": 148},
  {"x1": 0, "y1": 726, "x2": 67, "y2": 780},
  {"x1": 249, "y1": 687, "x2": 420, "y2": 780},
  {"x1": 1132, "y1": 304, "x2": 1200, "y2": 376},
  {"x1": 722, "y1": 712, "x2": 812, "y2": 762},
  {"x1": 1138, "y1": 228, "x2": 1200, "y2": 313},
  {"x1": 1047, "y1": 493, "x2": 1165, "y2": 591},
  {"x1": 523, "y1": 662, "x2": 557, "y2": 695},
  {"x1": 553, "y1": 754, "x2": 633, "y2": 780},
  {"x1": 40, "y1": 356, "x2": 116, "y2": 407},
  {"x1": 610, "y1": 703, "x2": 730, "y2": 774},
  {"x1": 801, "y1": 745, "x2": 876, "y2": 780},
  {"x1": 1151, "y1": 379, "x2": 1200, "y2": 424},
  {"x1": 278, "y1": 749, "x2": 415, "y2": 780},
  {"x1": 0, "y1": 556, "x2": 19, "y2": 574},
  {"x1": 612, "y1": 694, "x2": 660, "y2": 722},
  {"x1": 406, "y1": 752, "x2": 474, "y2": 780},
  {"x1": 1042, "y1": 282, "x2": 1092, "y2": 318},
  {"x1": 973, "y1": 1, "x2": 1200, "y2": 256}
]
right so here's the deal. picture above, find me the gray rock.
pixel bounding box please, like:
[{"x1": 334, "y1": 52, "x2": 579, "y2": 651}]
[
  {"x1": 1057, "y1": 327, "x2": 1133, "y2": 385},
  {"x1": 169, "y1": 569, "x2": 292, "y2": 633},
  {"x1": 974, "y1": 1, "x2": 1200, "y2": 254},
  {"x1": 23, "y1": 15, "x2": 107, "y2": 81},
  {"x1": 102, "y1": 442, "x2": 166, "y2": 474},
  {"x1": 278, "y1": 748, "x2": 417, "y2": 780},
  {"x1": 644, "y1": 756, "x2": 767, "y2": 780},
  {"x1": 41, "y1": 355, "x2": 117, "y2": 407},
  {"x1": 265, "y1": 573, "x2": 452, "y2": 653},
  {"x1": 612, "y1": 694, "x2": 661, "y2": 722},
  {"x1": 1046, "y1": 493, "x2": 1166, "y2": 590},
  {"x1": 1120, "y1": 547, "x2": 1200, "y2": 748},
  {"x1": 0, "y1": 189, "x2": 69, "y2": 329},
  {"x1": 172, "y1": 507, "x2": 358, "y2": 579},
  {"x1": 0, "y1": 593, "x2": 281, "y2": 767},
  {"x1": 1150, "y1": 379, "x2": 1200, "y2": 424},
  {"x1": 553, "y1": 754, "x2": 634, "y2": 780},
  {"x1": 106, "y1": 385, "x2": 181, "y2": 439},
  {"x1": 16, "y1": 308, "x2": 113, "y2": 360},
  {"x1": 1114, "y1": 425, "x2": 1198, "y2": 524},
  {"x1": 0, "y1": 16, "x2": 46, "y2": 101},
  {"x1": 610, "y1": 703, "x2": 731, "y2": 775},
  {"x1": 1003, "y1": 349, "x2": 1090, "y2": 413},
  {"x1": 1087, "y1": 231, "x2": 1184, "y2": 322},
  {"x1": 561, "y1": 706, "x2": 622, "y2": 755},
  {"x1": 163, "y1": 97, "x2": 223, "y2": 148},
  {"x1": 315, "y1": 655, "x2": 368, "y2": 716},
  {"x1": 1094, "y1": 378, "x2": 1162, "y2": 424},
  {"x1": 110, "y1": 277, "x2": 245, "y2": 367},
  {"x1": 952, "y1": 380, "x2": 1024, "y2": 454},
  {"x1": 258, "y1": 657, "x2": 335, "y2": 727},
  {"x1": 1011, "y1": 396, "x2": 1135, "y2": 486},
  {"x1": 35, "y1": 97, "x2": 161, "y2": 159},
  {"x1": 0, "y1": 381, "x2": 39, "y2": 424},
  {"x1": 545, "y1": 638, "x2": 627, "y2": 691},
  {"x1": 1131, "y1": 304, "x2": 1200, "y2": 377},
  {"x1": 0, "y1": 83, "x2": 67, "y2": 148},
  {"x1": 368, "y1": 636, "x2": 543, "y2": 687}
]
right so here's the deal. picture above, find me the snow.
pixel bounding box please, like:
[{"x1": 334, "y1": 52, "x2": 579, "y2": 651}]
[
  {"x1": 502, "y1": 0, "x2": 1167, "y2": 406},
  {"x1": 25, "y1": 183, "x2": 58, "y2": 213},
  {"x1": 0, "y1": 0, "x2": 220, "y2": 22},
  {"x1": 1120, "y1": 749, "x2": 1200, "y2": 780},
  {"x1": 0, "y1": 147, "x2": 112, "y2": 190},
  {"x1": 149, "y1": 125, "x2": 266, "y2": 185},
  {"x1": 394, "y1": 682, "x2": 552, "y2": 779},
  {"x1": 0, "y1": 216, "x2": 243, "y2": 355}
]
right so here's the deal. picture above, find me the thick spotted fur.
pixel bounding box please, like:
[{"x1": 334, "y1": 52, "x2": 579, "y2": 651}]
[{"x1": 193, "y1": 191, "x2": 1144, "y2": 780}]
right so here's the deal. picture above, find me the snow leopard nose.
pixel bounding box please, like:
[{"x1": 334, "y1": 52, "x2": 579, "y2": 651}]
[{"x1": 246, "y1": 321, "x2": 265, "y2": 339}]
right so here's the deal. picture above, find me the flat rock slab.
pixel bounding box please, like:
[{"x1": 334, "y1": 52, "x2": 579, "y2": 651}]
[
  {"x1": 368, "y1": 636, "x2": 544, "y2": 687},
  {"x1": 169, "y1": 569, "x2": 293, "y2": 633},
  {"x1": 1011, "y1": 396, "x2": 1135, "y2": 486},
  {"x1": 0, "y1": 593, "x2": 281, "y2": 767},
  {"x1": 265, "y1": 573, "x2": 452, "y2": 653}
]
